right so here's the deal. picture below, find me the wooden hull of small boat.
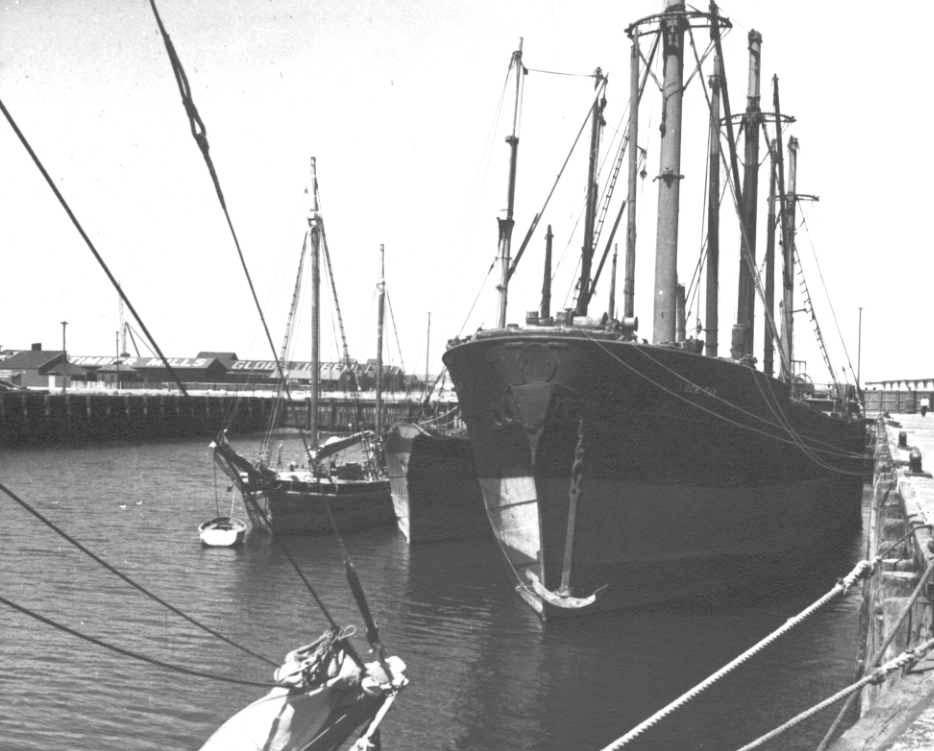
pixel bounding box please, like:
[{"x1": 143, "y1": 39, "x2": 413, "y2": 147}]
[
  {"x1": 261, "y1": 479, "x2": 395, "y2": 535},
  {"x1": 198, "y1": 517, "x2": 247, "y2": 547}
]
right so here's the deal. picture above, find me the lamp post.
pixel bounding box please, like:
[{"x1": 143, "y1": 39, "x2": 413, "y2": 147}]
[{"x1": 60, "y1": 320, "x2": 68, "y2": 395}]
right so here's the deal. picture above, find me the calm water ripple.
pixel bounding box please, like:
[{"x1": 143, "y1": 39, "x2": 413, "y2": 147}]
[{"x1": 0, "y1": 436, "x2": 866, "y2": 750}]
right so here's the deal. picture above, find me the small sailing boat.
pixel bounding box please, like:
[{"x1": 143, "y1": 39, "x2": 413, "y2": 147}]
[{"x1": 213, "y1": 158, "x2": 394, "y2": 536}]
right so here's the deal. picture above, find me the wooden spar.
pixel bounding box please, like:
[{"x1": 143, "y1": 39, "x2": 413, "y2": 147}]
[
  {"x1": 782, "y1": 136, "x2": 799, "y2": 378},
  {"x1": 496, "y1": 40, "x2": 523, "y2": 329},
  {"x1": 652, "y1": 0, "x2": 686, "y2": 344},
  {"x1": 623, "y1": 39, "x2": 639, "y2": 320},
  {"x1": 424, "y1": 312, "x2": 431, "y2": 397},
  {"x1": 375, "y1": 243, "x2": 385, "y2": 440},
  {"x1": 705, "y1": 55, "x2": 721, "y2": 357},
  {"x1": 771, "y1": 75, "x2": 793, "y2": 382},
  {"x1": 609, "y1": 244, "x2": 618, "y2": 319},
  {"x1": 541, "y1": 224, "x2": 553, "y2": 319},
  {"x1": 308, "y1": 157, "x2": 320, "y2": 444},
  {"x1": 763, "y1": 140, "x2": 778, "y2": 376},
  {"x1": 575, "y1": 69, "x2": 607, "y2": 316},
  {"x1": 732, "y1": 29, "x2": 762, "y2": 361}
]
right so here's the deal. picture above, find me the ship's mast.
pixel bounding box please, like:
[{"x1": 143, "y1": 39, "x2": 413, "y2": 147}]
[
  {"x1": 308, "y1": 157, "x2": 320, "y2": 444},
  {"x1": 623, "y1": 40, "x2": 640, "y2": 321},
  {"x1": 496, "y1": 40, "x2": 524, "y2": 329},
  {"x1": 609, "y1": 244, "x2": 618, "y2": 320},
  {"x1": 763, "y1": 139, "x2": 778, "y2": 376},
  {"x1": 575, "y1": 68, "x2": 607, "y2": 316},
  {"x1": 651, "y1": 0, "x2": 687, "y2": 344},
  {"x1": 731, "y1": 30, "x2": 762, "y2": 361},
  {"x1": 375, "y1": 243, "x2": 385, "y2": 440},
  {"x1": 541, "y1": 224, "x2": 553, "y2": 319},
  {"x1": 781, "y1": 136, "x2": 799, "y2": 379},
  {"x1": 704, "y1": 55, "x2": 721, "y2": 357}
]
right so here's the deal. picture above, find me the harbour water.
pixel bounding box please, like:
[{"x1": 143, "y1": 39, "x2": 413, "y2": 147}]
[{"x1": 0, "y1": 434, "x2": 867, "y2": 750}]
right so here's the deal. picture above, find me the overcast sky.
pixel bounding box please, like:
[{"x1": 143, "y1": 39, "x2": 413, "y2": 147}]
[{"x1": 0, "y1": 0, "x2": 928, "y2": 384}]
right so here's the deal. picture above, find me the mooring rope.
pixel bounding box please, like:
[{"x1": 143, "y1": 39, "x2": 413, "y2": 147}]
[
  {"x1": 0, "y1": 481, "x2": 277, "y2": 667},
  {"x1": 0, "y1": 592, "x2": 276, "y2": 688},
  {"x1": 598, "y1": 560, "x2": 874, "y2": 751},
  {"x1": 735, "y1": 637, "x2": 934, "y2": 751},
  {"x1": 0, "y1": 97, "x2": 189, "y2": 397}
]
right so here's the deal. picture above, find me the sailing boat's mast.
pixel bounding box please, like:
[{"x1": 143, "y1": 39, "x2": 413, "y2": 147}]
[
  {"x1": 781, "y1": 136, "x2": 799, "y2": 380},
  {"x1": 496, "y1": 40, "x2": 524, "y2": 329},
  {"x1": 308, "y1": 157, "x2": 320, "y2": 444},
  {"x1": 375, "y1": 243, "x2": 385, "y2": 440},
  {"x1": 541, "y1": 224, "x2": 553, "y2": 319},
  {"x1": 652, "y1": 0, "x2": 686, "y2": 344},
  {"x1": 732, "y1": 30, "x2": 762, "y2": 361},
  {"x1": 763, "y1": 139, "x2": 778, "y2": 376},
  {"x1": 623, "y1": 41, "x2": 640, "y2": 321},
  {"x1": 575, "y1": 68, "x2": 606, "y2": 316},
  {"x1": 704, "y1": 56, "x2": 721, "y2": 357}
]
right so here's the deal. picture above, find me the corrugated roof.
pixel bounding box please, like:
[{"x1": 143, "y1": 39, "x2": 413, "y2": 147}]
[{"x1": 0, "y1": 350, "x2": 64, "y2": 370}]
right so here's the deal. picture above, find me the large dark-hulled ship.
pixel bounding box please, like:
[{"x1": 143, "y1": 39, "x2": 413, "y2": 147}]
[{"x1": 443, "y1": 1, "x2": 864, "y2": 617}]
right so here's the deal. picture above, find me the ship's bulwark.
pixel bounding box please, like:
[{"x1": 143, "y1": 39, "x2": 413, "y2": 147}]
[{"x1": 443, "y1": 329, "x2": 864, "y2": 617}]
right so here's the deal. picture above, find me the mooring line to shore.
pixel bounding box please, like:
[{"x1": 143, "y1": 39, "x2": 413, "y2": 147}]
[
  {"x1": 735, "y1": 637, "x2": 934, "y2": 751},
  {"x1": 0, "y1": 592, "x2": 277, "y2": 688},
  {"x1": 597, "y1": 559, "x2": 874, "y2": 751},
  {"x1": 0, "y1": 481, "x2": 278, "y2": 667}
]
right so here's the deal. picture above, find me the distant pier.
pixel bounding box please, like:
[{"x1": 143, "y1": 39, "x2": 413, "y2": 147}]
[{"x1": 0, "y1": 390, "x2": 454, "y2": 446}]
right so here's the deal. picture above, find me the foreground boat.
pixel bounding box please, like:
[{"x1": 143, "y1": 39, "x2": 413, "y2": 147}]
[
  {"x1": 384, "y1": 420, "x2": 485, "y2": 543},
  {"x1": 443, "y1": 2, "x2": 864, "y2": 617}
]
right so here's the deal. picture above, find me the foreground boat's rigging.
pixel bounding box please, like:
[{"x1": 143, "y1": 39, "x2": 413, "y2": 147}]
[{"x1": 443, "y1": 0, "x2": 865, "y2": 618}]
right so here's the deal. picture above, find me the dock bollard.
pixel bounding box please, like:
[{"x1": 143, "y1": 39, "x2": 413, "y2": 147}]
[
  {"x1": 909, "y1": 448, "x2": 923, "y2": 474},
  {"x1": 899, "y1": 431, "x2": 908, "y2": 449}
]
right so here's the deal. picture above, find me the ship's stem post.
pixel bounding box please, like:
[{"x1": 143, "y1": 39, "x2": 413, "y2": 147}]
[
  {"x1": 308, "y1": 157, "x2": 320, "y2": 443},
  {"x1": 763, "y1": 139, "x2": 777, "y2": 376},
  {"x1": 576, "y1": 69, "x2": 607, "y2": 316},
  {"x1": 705, "y1": 55, "x2": 721, "y2": 357},
  {"x1": 781, "y1": 136, "x2": 799, "y2": 380},
  {"x1": 732, "y1": 30, "x2": 762, "y2": 361},
  {"x1": 496, "y1": 41, "x2": 523, "y2": 329},
  {"x1": 624, "y1": 40, "x2": 640, "y2": 320},
  {"x1": 609, "y1": 244, "x2": 618, "y2": 319},
  {"x1": 541, "y1": 224, "x2": 553, "y2": 319},
  {"x1": 652, "y1": 0, "x2": 686, "y2": 344},
  {"x1": 376, "y1": 243, "x2": 385, "y2": 440}
]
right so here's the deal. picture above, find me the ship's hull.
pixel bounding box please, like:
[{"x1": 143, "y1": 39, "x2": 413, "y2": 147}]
[
  {"x1": 443, "y1": 329, "x2": 864, "y2": 618},
  {"x1": 257, "y1": 479, "x2": 394, "y2": 535},
  {"x1": 384, "y1": 422, "x2": 486, "y2": 543}
]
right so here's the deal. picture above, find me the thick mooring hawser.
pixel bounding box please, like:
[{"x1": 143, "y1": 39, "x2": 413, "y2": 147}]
[{"x1": 443, "y1": 0, "x2": 864, "y2": 618}]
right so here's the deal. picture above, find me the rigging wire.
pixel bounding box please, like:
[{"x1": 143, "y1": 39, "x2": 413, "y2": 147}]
[
  {"x1": 0, "y1": 98, "x2": 189, "y2": 397},
  {"x1": 0, "y1": 481, "x2": 278, "y2": 666},
  {"x1": 798, "y1": 204, "x2": 859, "y2": 386},
  {"x1": 0, "y1": 592, "x2": 276, "y2": 688},
  {"x1": 149, "y1": 0, "x2": 385, "y2": 657},
  {"x1": 385, "y1": 290, "x2": 407, "y2": 375}
]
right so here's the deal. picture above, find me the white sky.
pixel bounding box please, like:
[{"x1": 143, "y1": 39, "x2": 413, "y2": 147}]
[{"x1": 0, "y1": 0, "x2": 929, "y2": 383}]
